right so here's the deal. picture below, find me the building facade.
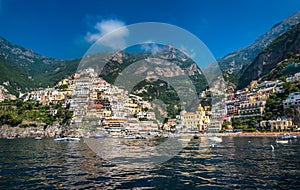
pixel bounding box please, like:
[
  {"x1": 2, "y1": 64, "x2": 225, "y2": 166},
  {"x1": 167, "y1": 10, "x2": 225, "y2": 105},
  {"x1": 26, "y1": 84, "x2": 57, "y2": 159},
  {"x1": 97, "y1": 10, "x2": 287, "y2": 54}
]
[{"x1": 180, "y1": 105, "x2": 210, "y2": 131}]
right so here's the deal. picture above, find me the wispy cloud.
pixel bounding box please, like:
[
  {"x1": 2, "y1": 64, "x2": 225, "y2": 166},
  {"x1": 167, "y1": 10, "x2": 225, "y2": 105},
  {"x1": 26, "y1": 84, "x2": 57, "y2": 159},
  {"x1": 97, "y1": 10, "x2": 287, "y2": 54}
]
[
  {"x1": 179, "y1": 45, "x2": 196, "y2": 59},
  {"x1": 141, "y1": 41, "x2": 162, "y2": 55},
  {"x1": 85, "y1": 19, "x2": 129, "y2": 50}
]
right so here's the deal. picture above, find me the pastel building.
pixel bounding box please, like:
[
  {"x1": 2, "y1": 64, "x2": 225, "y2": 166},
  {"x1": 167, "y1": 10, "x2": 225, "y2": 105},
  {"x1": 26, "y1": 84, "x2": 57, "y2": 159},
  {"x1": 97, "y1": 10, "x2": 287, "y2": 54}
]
[
  {"x1": 260, "y1": 119, "x2": 294, "y2": 131},
  {"x1": 283, "y1": 92, "x2": 300, "y2": 108},
  {"x1": 180, "y1": 105, "x2": 210, "y2": 131}
]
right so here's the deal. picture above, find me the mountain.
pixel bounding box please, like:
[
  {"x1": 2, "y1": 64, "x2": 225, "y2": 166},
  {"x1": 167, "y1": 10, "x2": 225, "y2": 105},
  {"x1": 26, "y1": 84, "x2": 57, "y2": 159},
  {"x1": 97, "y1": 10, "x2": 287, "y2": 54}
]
[
  {"x1": 100, "y1": 45, "x2": 207, "y2": 94},
  {"x1": 0, "y1": 37, "x2": 207, "y2": 117},
  {"x1": 219, "y1": 12, "x2": 300, "y2": 77},
  {"x1": 0, "y1": 37, "x2": 79, "y2": 95},
  {"x1": 238, "y1": 22, "x2": 300, "y2": 89},
  {"x1": 98, "y1": 45, "x2": 208, "y2": 117}
]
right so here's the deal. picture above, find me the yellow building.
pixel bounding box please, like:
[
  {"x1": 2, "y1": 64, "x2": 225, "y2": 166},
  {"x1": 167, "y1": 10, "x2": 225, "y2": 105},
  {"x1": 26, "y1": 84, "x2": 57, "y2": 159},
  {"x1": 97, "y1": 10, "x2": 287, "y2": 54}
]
[
  {"x1": 181, "y1": 105, "x2": 210, "y2": 131},
  {"x1": 103, "y1": 118, "x2": 126, "y2": 137},
  {"x1": 124, "y1": 96, "x2": 143, "y2": 115},
  {"x1": 58, "y1": 79, "x2": 69, "y2": 86},
  {"x1": 260, "y1": 119, "x2": 294, "y2": 131},
  {"x1": 249, "y1": 80, "x2": 259, "y2": 90}
]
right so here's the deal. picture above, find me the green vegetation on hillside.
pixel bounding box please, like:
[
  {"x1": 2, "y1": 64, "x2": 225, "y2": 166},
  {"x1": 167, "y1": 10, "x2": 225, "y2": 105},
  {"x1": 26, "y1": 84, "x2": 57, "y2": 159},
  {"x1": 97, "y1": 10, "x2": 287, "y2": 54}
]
[
  {"x1": 132, "y1": 79, "x2": 181, "y2": 118},
  {"x1": 265, "y1": 82, "x2": 299, "y2": 120},
  {"x1": 100, "y1": 48, "x2": 208, "y2": 118},
  {"x1": 0, "y1": 38, "x2": 79, "y2": 95},
  {"x1": 0, "y1": 100, "x2": 73, "y2": 127},
  {"x1": 222, "y1": 72, "x2": 239, "y2": 85},
  {"x1": 230, "y1": 82, "x2": 300, "y2": 131},
  {"x1": 0, "y1": 57, "x2": 79, "y2": 95},
  {"x1": 231, "y1": 116, "x2": 264, "y2": 131},
  {"x1": 0, "y1": 57, "x2": 34, "y2": 94},
  {"x1": 238, "y1": 22, "x2": 300, "y2": 89},
  {"x1": 261, "y1": 56, "x2": 300, "y2": 82}
]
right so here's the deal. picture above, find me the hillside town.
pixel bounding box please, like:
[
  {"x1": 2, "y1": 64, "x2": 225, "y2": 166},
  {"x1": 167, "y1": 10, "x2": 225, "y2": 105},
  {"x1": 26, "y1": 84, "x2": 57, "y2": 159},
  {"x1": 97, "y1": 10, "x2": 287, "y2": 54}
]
[{"x1": 1, "y1": 67, "x2": 300, "y2": 137}]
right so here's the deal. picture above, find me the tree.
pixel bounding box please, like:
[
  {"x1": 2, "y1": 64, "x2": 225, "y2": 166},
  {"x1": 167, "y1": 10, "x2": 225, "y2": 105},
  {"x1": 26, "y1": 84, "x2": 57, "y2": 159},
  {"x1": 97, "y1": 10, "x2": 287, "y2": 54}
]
[{"x1": 222, "y1": 121, "x2": 232, "y2": 130}]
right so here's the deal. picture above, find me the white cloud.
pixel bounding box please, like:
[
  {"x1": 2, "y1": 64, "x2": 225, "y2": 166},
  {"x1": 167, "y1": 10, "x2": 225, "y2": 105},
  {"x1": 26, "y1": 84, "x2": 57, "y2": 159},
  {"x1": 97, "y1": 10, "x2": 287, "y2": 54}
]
[
  {"x1": 179, "y1": 45, "x2": 196, "y2": 59},
  {"x1": 141, "y1": 41, "x2": 162, "y2": 55},
  {"x1": 85, "y1": 19, "x2": 129, "y2": 50}
]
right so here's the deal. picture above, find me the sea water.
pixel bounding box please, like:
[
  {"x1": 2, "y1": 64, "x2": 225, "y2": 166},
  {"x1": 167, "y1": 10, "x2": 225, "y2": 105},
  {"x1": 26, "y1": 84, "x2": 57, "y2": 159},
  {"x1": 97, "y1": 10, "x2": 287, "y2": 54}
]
[{"x1": 0, "y1": 137, "x2": 299, "y2": 189}]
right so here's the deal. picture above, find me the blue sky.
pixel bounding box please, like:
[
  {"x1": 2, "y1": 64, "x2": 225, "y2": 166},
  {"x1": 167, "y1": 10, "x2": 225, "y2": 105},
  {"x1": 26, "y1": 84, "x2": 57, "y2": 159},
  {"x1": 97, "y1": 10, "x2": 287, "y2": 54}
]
[{"x1": 0, "y1": 0, "x2": 299, "y2": 60}]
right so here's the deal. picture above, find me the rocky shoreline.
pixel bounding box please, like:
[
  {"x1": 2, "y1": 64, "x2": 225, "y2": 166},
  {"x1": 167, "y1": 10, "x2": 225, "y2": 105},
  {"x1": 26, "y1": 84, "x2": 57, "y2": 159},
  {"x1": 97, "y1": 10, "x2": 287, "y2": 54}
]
[
  {"x1": 0, "y1": 125, "x2": 84, "y2": 138},
  {"x1": 1, "y1": 125, "x2": 299, "y2": 138},
  {"x1": 196, "y1": 132, "x2": 300, "y2": 137}
]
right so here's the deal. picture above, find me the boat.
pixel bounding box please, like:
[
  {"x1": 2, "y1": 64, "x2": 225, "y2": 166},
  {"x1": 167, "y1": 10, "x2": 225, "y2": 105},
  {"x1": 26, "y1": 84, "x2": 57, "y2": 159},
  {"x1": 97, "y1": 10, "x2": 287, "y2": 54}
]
[
  {"x1": 208, "y1": 136, "x2": 222, "y2": 142},
  {"x1": 6, "y1": 137, "x2": 15, "y2": 140},
  {"x1": 163, "y1": 135, "x2": 171, "y2": 138},
  {"x1": 193, "y1": 135, "x2": 199, "y2": 139},
  {"x1": 178, "y1": 137, "x2": 191, "y2": 142},
  {"x1": 275, "y1": 139, "x2": 289, "y2": 144},
  {"x1": 90, "y1": 135, "x2": 106, "y2": 139},
  {"x1": 35, "y1": 137, "x2": 42, "y2": 140},
  {"x1": 54, "y1": 137, "x2": 80, "y2": 142},
  {"x1": 135, "y1": 135, "x2": 147, "y2": 139},
  {"x1": 148, "y1": 132, "x2": 158, "y2": 136},
  {"x1": 281, "y1": 134, "x2": 297, "y2": 140},
  {"x1": 124, "y1": 135, "x2": 136, "y2": 139}
]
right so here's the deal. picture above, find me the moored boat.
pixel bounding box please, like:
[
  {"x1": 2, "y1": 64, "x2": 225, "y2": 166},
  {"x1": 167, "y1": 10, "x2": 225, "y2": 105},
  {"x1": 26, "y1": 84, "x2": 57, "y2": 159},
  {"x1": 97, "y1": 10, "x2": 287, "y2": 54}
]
[
  {"x1": 124, "y1": 135, "x2": 136, "y2": 139},
  {"x1": 135, "y1": 135, "x2": 147, "y2": 139},
  {"x1": 178, "y1": 137, "x2": 191, "y2": 142},
  {"x1": 281, "y1": 134, "x2": 297, "y2": 140},
  {"x1": 54, "y1": 137, "x2": 80, "y2": 142},
  {"x1": 276, "y1": 139, "x2": 289, "y2": 144},
  {"x1": 35, "y1": 137, "x2": 42, "y2": 140},
  {"x1": 208, "y1": 136, "x2": 222, "y2": 142},
  {"x1": 90, "y1": 135, "x2": 106, "y2": 139}
]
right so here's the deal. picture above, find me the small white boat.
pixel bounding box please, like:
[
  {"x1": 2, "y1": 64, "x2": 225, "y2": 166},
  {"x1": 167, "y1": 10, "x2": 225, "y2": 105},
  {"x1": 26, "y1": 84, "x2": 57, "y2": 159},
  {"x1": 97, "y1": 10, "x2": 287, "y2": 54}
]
[
  {"x1": 276, "y1": 139, "x2": 288, "y2": 144},
  {"x1": 6, "y1": 137, "x2": 15, "y2": 140},
  {"x1": 35, "y1": 137, "x2": 42, "y2": 140},
  {"x1": 178, "y1": 138, "x2": 191, "y2": 142},
  {"x1": 208, "y1": 136, "x2": 222, "y2": 142},
  {"x1": 54, "y1": 137, "x2": 80, "y2": 142},
  {"x1": 148, "y1": 132, "x2": 158, "y2": 136},
  {"x1": 124, "y1": 135, "x2": 136, "y2": 139},
  {"x1": 281, "y1": 134, "x2": 297, "y2": 140}
]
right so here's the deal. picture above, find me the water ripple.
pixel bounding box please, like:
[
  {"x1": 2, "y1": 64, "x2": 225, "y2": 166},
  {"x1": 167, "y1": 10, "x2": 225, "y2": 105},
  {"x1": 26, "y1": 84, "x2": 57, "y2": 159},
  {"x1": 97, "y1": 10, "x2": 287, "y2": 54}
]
[{"x1": 0, "y1": 137, "x2": 299, "y2": 189}]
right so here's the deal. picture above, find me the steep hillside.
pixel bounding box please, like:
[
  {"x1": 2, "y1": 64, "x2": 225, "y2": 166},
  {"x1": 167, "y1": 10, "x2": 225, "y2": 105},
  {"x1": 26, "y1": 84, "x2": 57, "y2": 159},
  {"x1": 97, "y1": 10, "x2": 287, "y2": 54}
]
[
  {"x1": 219, "y1": 12, "x2": 300, "y2": 78},
  {"x1": 0, "y1": 36, "x2": 207, "y2": 117},
  {"x1": 0, "y1": 37, "x2": 79, "y2": 94},
  {"x1": 101, "y1": 45, "x2": 207, "y2": 94},
  {"x1": 98, "y1": 45, "x2": 208, "y2": 117},
  {"x1": 238, "y1": 22, "x2": 300, "y2": 89}
]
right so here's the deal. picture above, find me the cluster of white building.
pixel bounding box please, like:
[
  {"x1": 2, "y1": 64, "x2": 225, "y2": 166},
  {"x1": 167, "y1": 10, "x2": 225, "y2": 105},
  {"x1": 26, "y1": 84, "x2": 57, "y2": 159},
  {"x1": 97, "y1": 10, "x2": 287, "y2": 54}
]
[
  {"x1": 69, "y1": 68, "x2": 159, "y2": 136},
  {"x1": 225, "y1": 80, "x2": 283, "y2": 120},
  {"x1": 225, "y1": 79, "x2": 300, "y2": 131},
  {"x1": 0, "y1": 85, "x2": 16, "y2": 102},
  {"x1": 283, "y1": 92, "x2": 300, "y2": 108},
  {"x1": 286, "y1": 72, "x2": 300, "y2": 83},
  {"x1": 6, "y1": 65, "x2": 299, "y2": 133}
]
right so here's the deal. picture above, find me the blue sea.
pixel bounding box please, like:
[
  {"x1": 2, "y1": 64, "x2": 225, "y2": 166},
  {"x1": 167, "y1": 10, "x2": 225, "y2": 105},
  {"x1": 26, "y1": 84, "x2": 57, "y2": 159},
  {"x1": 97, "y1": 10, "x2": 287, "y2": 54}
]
[{"x1": 0, "y1": 137, "x2": 299, "y2": 189}]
